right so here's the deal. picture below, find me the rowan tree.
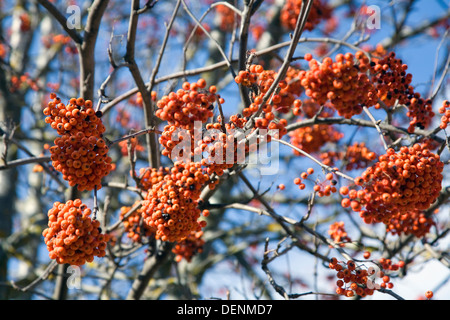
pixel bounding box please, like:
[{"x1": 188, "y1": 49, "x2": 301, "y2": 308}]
[{"x1": 0, "y1": 0, "x2": 448, "y2": 301}]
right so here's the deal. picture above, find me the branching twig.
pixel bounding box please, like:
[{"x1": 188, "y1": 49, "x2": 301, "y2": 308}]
[{"x1": 272, "y1": 138, "x2": 355, "y2": 182}]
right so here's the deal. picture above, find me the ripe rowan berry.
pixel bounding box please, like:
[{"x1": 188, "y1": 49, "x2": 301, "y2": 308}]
[{"x1": 280, "y1": 0, "x2": 333, "y2": 32}]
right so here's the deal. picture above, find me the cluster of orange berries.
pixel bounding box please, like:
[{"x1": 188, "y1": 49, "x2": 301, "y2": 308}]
[
  {"x1": 43, "y1": 95, "x2": 104, "y2": 135},
  {"x1": 329, "y1": 258, "x2": 376, "y2": 298},
  {"x1": 293, "y1": 168, "x2": 338, "y2": 197},
  {"x1": 216, "y1": 4, "x2": 237, "y2": 32},
  {"x1": 118, "y1": 137, "x2": 145, "y2": 156},
  {"x1": 386, "y1": 209, "x2": 435, "y2": 238},
  {"x1": 438, "y1": 100, "x2": 450, "y2": 129},
  {"x1": 293, "y1": 167, "x2": 316, "y2": 190},
  {"x1": 198, "y1": 122, "x2": 237, "y2": 177},
  {"x1": 377, "y1": 257, "x2": 404, "y2": 272},
  {"x1": 405, "y1": 93, "x2": 434, "y2": 133},
  {"x1": 328, "y1": 221, "x2": 352, "y2": 246},
  {"x1": 42, "y1": 199, "x2": 109, "y2": 266},
  {"x1": 44, "y1": 94, "x2": 113, "y2": 191},
  {"x1": 342, "y1": 142, "x2": 377, "y2": 171},
  {"x1": 138, "y1": 166, "x2": 171, "y2": 192},
  {"x1": 280, "y1": 0, "x2": 333, "y2": 31},
  {"x1": 340, "y1": 144, "x2": 443, "y2": 237},
  {"x1": 313, "y1": 171, "x2": 338, "y2": 197},
  {"x1": 369, "y1": 51, "x2": 413, "y2": 108},
  {"x1": 119, "y1": 202, "x2": 154, "y2": 243},
  {"x1": 10, "y1": 73, "x2": 38, "y2": 92},
  {"x1": 320, "y1": 142, "x2": 377, "y2": 171},
  {"x1": 172, "y1": 230, "x2": 205, "y2": 263},
  {"x1": 235, "y1": 64, "x2": 302, "y2": 138},
  {"x1": 289, "y1": 123, "x2": 343, "y2": 155},
  {"x1": 155, "y1": 79, "x2": 218, "y2": 130},
  {"x1": 294, "y1": 99, "x2": 325, "y2": 118},
  {"x1": 366, "y1": 50, "x2": 434, "y2": 133},
  {"x1": 140, "y1": 161, "x2": 211, "y2": 242},
  {"x1": 330, "y1": 256, "x2": 401, "y2": 298},
  {"x1": 42, "y1": 34, "x2": 77, "y2": 54},
  {"x1": 158, "y1": 123, "x2": 194, "y2": 160},
  {"x1": 128, "y1": 91, "x2": 158, "y2": 108},
  {"x1": 299, "y1": 52, "x2": 378, "y2": 118},
  {"x1": 156, "y1": 79, "x2": 222, "y2": 159}
]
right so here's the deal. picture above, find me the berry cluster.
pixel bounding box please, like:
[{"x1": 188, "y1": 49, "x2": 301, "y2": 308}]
[
  {"x1": 156, "y1": 79, "x2": 222, "y2": 160},
  {"x1": 158, "y1": 124, "x2": 195, "y2": 160},
  {"x1": 44, "y1": 95, "x2": 104, "y2": 135},
  {"x1": 369, "y1": 51, "x2": 413, "y2": 108},
  {"x1": 281, "y1": 0, "x2": 333, "y2": 31},
  {"x1": 235, "y1": 64, "x2": 301, "y2": 137},
  {"x1": 320, "y1": 142, "x2": 377, "y2": 171},
  {"x1": 313, "y1": 171, "x2": 338, "y2": 197},
  {"x1": 366, "y1": 50, "x2": 435, "y2": 132},
  {"x1": 386, "y1": 208, "x2": 435, "y2": 238},
  {"x1": 172, "y1": 230, "x2": 205, "y2": 263},
  {"x1": 342, "y1": 142, "x2": 377, "y2": 171},
  {"x1": 294, "y1": 168, "x2": 338, "y2": 197},
  {"x1": 289, "y1": 123, "x2": 343, "y2": 154},
  {"x1": 49, "y1": 133, "x2": 112, "y2": 191},
  {"x1": 42, "y1": 199, "x2": 109, "y2": 266},
  {"x1": 198, "y1": 122, "x2": 236, "y2": 177},
  {"x1": 216, "y1": 4, "x2": 237, "y2": 32},
  {"x1": 299, "y1": 52, "x2": 378, "y2": 118},
  {"x1": 119, "y1": 202, "x2": 154, "y2": 243},
  {"x1": 155, "y1": 79, "x2": 217, "y2": 130},
  {"x1": 44, "y1": 94, "x2": 113, "y2": 191},
  {"x1": 140, "y1": 161, "x2": 211, "y2": 242},
  {"x1": 377, "y1": 257, "x2": 404, "y2": 272},
  {"x1": 118, "y1": 137, "x2": 145, "y2": 156},
  {"x1": 328, "y1": 221, "x2": 352, "y2": 246},
  {"x1": 10, "y1": 73, "x2": 38, "y2": 92},
  {"x1": 329, "y1": 257, "x2": 399, "y2": 298},
  {"x1": 438, "y1": 100, "x2": 450, "y2": 129},
  {"x1": 329, "y1": 258, "x2": 375, "y2": 298},
  {"x1": 293, "y1": 167, "x2": 315, "y2": 190},
  {"x1": 138, "y1": 166, "x2": 171, "y2": 192},
  {"x1": 341, "y1": 144, "x2": 443, "y2": 237},
  {"x1": 405, "y1": 93, "x2": 434, "y2": 133}
]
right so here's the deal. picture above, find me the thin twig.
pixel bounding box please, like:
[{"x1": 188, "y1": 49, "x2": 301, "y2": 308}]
[
  {"x1": 181, "y1": 0, "x2": 236, "y2": 79},
  {"x1": 363, "y1": 106, "x2": 389, "y2": 151},
  {"x1": 0, "y1": 156, "x2": 51, "y2": 171},
  {"x1": 272, "y1": 138, "x2": 355, "y2": 182}
]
